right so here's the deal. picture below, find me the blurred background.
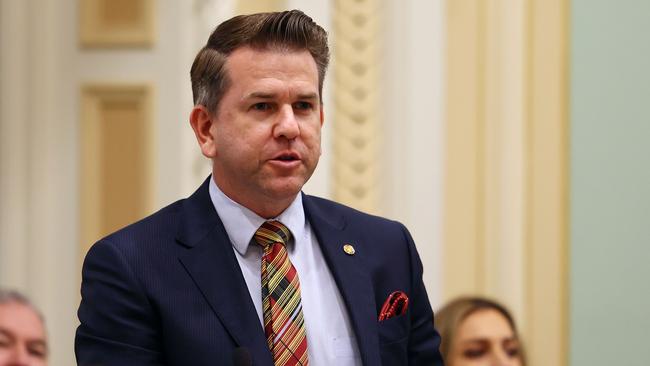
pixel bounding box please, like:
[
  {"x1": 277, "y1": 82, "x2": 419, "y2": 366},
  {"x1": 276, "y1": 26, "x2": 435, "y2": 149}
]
[{"x1": 0, "y1": 0, "x2": 648, "y2": 365}]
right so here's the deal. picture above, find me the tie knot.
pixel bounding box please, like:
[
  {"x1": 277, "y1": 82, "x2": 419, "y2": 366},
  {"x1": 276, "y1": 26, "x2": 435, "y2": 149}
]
[{"x1": 254, "y1": 221, "x2": 292, "y2": 248}]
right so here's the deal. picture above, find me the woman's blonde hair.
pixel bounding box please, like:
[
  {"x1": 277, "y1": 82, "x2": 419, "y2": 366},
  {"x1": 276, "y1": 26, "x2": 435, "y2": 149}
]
[{"x1": 434, "y1": 296, "x2": 526, "y2": 365}]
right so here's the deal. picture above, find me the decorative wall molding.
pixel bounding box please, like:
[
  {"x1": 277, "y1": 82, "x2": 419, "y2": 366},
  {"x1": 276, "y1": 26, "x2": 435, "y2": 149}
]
[
  {"x1": 0, "y1": 0, "x2": 31, "y2": 290},
  {"x1": 379, "y1": 0, "x2": 446, "y2": 306},
  {"x1": 236, "y1": 0, "x2": 286, "y2": 14},
  {"x1": 444, "y1": 0, "x2": 485, "y2": 301},
  {"x1": 79, "y1": 0, "x2": 155, "y2": 48},
  {"x1": 80, "y1": 84, "x2": 155, "y2": 259},
  {"x1": 332, "y1": 0, "x2": 382, "y2": 214},
  {"x1": 1, "y1": 1, "x2": 83, "y2": 365},
  {"x1": 444, "y1": 1, "x2": 568, "y2": 365},
  {"x1": 525, "y1": 1, "x2": 569, "y2": 364}
]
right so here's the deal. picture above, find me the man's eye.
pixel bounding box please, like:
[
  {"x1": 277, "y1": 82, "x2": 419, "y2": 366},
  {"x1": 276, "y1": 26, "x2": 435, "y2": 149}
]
[
  {"x1": 293, "y1": 101, "x2": 313, "y2": 110},
  {"x1": 252, "y1": 103, "x2": 272, "y2": 111},
  {"x1": 28, "y1": 346, "x2": 47, "y2": 359}
]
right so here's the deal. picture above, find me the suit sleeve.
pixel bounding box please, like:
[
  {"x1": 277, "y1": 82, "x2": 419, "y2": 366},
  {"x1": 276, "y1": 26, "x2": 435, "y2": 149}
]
[
  {"x1": 399, "y1": 224, "x2": 444, "y2": 366},
  {"x1": 75, "y1": 239, "x2": 164, "y2": 366}
]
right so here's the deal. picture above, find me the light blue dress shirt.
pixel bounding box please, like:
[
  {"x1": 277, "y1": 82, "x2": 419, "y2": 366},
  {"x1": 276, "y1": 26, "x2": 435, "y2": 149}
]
[{"x1": 209, "y1": 178, "x2": 362, "y2": 365}]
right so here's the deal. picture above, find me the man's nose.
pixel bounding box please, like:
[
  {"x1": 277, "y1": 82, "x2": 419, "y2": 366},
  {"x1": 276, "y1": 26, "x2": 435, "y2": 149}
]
[{"x1": 273, "y1": 104, "x2": 300, "y2": 140}]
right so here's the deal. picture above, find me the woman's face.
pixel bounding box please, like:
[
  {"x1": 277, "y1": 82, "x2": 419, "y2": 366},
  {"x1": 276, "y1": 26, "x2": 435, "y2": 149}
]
[{"x1": 448, "y1": 308, "x2": 522, "y2": 366}]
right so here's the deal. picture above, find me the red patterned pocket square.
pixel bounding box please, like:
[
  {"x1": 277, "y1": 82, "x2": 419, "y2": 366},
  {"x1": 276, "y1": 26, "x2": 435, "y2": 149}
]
[{"x1": 378, "y1": 291, "x2": 409, "y2": 321}]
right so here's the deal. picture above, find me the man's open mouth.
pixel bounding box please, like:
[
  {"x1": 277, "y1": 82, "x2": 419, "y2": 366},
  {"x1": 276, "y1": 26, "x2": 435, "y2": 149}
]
[{"x1": 273, "y1": 152, "x2": 300, "y2": 161}]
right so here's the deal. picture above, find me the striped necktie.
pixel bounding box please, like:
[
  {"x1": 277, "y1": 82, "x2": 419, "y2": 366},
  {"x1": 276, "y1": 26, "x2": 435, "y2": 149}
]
[{"x1": 254, "y1": 221, "x2": 309, "y2": 366}]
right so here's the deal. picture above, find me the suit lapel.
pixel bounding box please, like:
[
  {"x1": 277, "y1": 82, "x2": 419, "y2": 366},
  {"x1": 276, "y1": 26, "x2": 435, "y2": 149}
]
[
  {"x1": 303, "y1": 194, "x2": 382, "y2": 366},
  {"x1": 176, "y1": 178, "x2": 273, "y2": 366}
]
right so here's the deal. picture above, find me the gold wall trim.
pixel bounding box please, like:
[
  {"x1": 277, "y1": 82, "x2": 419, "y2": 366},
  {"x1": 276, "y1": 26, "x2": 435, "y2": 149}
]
[
  {"x1": 80, "y1": 84, "x2": 155, "y2": 261},
  {"x1": 525, "y1": 0, "x2": 569, "y2": 365},
  {"x1": 444, "y1": 1, "x2": 568, "y2": 365},
  {"x1": 236, "y1": 0, "x2": 286, "y2": 14},
  {"x1": 79, "y1": 0, "x2": 155, "y2": 48},
  {"x1": 443, "y1": 0, "x2": 486, "y2": 300},
  {"x1": 331, "y1": 0, "x2": 383, "y2": 214}
]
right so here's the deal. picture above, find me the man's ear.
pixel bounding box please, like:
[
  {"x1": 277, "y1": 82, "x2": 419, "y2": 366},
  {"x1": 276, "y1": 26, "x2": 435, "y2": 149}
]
[
  {"x1": 189, "y1": 105, "x2": 217, "y2": 158},
  {"x1": 319, "y1": 104, "x2": 324, "y2": 126}
]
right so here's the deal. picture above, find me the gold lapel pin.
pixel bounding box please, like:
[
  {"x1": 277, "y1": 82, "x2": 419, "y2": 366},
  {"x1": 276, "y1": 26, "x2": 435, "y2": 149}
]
[{"x1": 343, "y1": 244, "x2": 356, "y2": 256}]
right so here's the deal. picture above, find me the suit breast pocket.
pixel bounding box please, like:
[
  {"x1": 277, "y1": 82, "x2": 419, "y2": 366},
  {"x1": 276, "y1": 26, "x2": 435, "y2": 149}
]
[
  {"x1": 377, "y1": 313, "x2": 409, "y2": 366},
  {"x1": 377, "y1": 313, "x2": 409, "y2": 345}
]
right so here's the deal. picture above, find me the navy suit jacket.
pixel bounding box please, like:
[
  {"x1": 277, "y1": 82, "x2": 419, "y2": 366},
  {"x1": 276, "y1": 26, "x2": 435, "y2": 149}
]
[{"x1": 75, "y1": 178, "x2": 443, "y2": 365}]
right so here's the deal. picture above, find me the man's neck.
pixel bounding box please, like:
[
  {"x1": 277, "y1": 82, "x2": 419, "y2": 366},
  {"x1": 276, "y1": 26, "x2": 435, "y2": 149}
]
[{"x1": 211, "y1": 176, "x2": 296, "y2": 219}]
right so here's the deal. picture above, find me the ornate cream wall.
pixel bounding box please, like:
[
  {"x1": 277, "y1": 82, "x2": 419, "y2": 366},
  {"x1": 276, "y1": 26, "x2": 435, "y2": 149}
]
[
  {"x1": 444, "y1": 1, "x2": 569, "y2": 365},
  {"x1": 379, "y1": 0, "x2": 446, "y2": 306},
  {"x1": 0, "y1": 1, "x2": 203, "y2": 365},
  {"x1": 0, "y1": 1, "x2": 448, "y2": 364},
  {"x1": 0, "y1": 2, "x2": 81, "y2": 366},
  {"x1": 331, "y1": 0, "x2": 382, "y2": 214}
]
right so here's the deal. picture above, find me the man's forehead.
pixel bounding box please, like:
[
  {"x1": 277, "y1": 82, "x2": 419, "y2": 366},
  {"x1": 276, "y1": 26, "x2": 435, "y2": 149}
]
[
  {"x1": 0, "y1": 325, "x2": 46, "y2": 341},
  {"x1": 225, "y1": 47, "x2": 318, "y2": 79},
  {"x1": 233, "y1": 72, "x2": 319, "y2": 102},
  {"x1": 0, "y1": 303, "x2": 46, "y2": 338}
]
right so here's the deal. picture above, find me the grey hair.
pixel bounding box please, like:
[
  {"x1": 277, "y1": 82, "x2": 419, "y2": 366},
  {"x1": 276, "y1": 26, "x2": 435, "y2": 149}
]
[{"x1": 0, "y1": 289, "x2": 45, "y2": 323}]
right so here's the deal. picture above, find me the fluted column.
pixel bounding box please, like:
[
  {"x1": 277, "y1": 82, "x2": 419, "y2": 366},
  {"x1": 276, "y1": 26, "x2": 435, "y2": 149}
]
[{"x1": 331, "y1": 0, "x2": 382, "y2": 214}]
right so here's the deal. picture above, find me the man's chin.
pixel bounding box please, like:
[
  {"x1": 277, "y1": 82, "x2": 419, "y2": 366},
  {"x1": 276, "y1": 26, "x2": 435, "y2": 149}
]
[{"x1": 263, "y1": 180, "x2": 305, "y2": 201}]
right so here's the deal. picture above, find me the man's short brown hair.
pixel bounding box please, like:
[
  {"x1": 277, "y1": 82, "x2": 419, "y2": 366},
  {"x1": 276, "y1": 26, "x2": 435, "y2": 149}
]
[{"x1": 190, "y1": 10, "x2": 330, "y2": 114}]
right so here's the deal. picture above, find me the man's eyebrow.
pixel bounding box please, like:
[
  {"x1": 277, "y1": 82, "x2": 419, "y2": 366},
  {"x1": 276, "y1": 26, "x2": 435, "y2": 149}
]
[
  {"x1": 243, "y1": 92, "x2": 319, "y2": 100},
  {"x1": 28, "y1": 339, "x2": 48, "y2": 349},
  {"x1": 296, "y1": 93, "x2": 319, "y2": 100},
  {"x1": 245, "y1": 92, "x2": 276, "y2": 100}
]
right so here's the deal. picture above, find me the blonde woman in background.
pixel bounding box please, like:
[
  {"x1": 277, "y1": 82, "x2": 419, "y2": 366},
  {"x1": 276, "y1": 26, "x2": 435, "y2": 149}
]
[{"x1": 435, "y1": 297, "x2": 525, "y2": 366}]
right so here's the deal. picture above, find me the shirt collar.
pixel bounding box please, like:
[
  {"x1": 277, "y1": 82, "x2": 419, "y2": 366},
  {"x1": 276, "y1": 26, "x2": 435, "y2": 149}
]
[{"x1": 208, "y1": 177, "x2": 306, "y2": 255}]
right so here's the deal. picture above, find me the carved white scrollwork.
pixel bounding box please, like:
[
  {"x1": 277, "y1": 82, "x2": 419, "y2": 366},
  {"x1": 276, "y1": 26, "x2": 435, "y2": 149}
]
[{"x1": 332, "y1": 0, "x2": 382, "y2": 214}]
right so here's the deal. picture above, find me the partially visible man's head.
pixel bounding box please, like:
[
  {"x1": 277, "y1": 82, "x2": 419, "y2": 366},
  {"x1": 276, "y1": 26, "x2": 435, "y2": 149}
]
[
  {"x1": 0, "y1": 290, "x2": 47, "y2": 366},
  {"x1": 190, "y1": 9, "x2": 330, "y2": 114}
]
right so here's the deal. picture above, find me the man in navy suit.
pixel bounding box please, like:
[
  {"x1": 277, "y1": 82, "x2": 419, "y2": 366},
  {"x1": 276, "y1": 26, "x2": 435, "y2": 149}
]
[{"x1": 75, "y1": 10, "x2": 443, "y2": 366}]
